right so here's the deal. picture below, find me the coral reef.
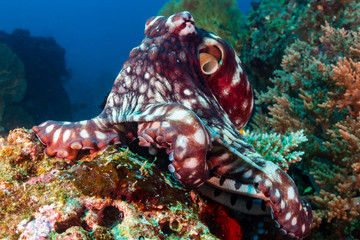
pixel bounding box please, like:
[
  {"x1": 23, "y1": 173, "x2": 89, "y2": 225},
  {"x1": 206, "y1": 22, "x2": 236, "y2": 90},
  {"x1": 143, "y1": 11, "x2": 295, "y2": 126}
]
[
  {"x1": 0, "y1": 43, "x2": 26, "y2": 134},
  {"x1": 240, "y1": 0, "x2": 360, "y2": 91},
  {"x1": 0, "y1": 128, "x2": 218, "y2": 239},
  {"x1": 0, "y1": 29, "x2": 72, "y2": 133},
  {"x1": 158, "y1": 0, "x2": 246, "y2": 55},
  {"x1": 252, "y1": 20, "x2": 360, "y2": 239}
]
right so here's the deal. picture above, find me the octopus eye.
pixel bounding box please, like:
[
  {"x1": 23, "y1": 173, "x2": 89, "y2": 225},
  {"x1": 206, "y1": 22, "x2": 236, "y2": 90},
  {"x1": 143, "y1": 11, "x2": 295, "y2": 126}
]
[{"x1": 199, "y1": 45, "x2": 222, "y2": 75}]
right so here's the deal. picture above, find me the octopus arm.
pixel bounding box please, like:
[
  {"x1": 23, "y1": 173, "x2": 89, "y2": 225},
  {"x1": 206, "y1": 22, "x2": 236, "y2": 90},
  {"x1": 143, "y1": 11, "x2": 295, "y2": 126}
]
[
  {"x1": 32, "y1": 119, "x2": 136, "y2": 160},
  {"x1": 197, "y1": 177, "x2": 270, "y2": 215},
  {"x1": 133, "y1": 103, "x2": 211, "y2": 189},
  {"x1": 206, "y1": 138, "x2": 312, "y2": 239}
]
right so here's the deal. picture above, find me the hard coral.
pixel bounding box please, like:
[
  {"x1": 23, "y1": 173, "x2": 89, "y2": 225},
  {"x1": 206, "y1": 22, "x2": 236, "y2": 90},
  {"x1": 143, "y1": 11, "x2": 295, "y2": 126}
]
[
  {"x1": 243, "y1": 129, "x2": 307, "y2": 171},
  {"x1": 240, "y1": 0, "x2": 360, "y2": 92},
  {"x1": 251, "y1": 20, "x2": 360, "y2": 239}
]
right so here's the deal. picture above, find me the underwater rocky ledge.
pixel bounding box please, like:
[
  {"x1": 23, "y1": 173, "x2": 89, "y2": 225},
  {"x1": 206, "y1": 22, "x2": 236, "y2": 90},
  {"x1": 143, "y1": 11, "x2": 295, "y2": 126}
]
[{"x1": 0, "y1": 128, "x2": 224, "y2": 240}]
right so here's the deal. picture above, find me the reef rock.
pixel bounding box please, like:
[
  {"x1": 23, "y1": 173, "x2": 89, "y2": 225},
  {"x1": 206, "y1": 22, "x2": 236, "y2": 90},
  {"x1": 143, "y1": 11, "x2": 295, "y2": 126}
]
[{"x1": 0, "y1": 128, "x2": 217, "y2": 240}]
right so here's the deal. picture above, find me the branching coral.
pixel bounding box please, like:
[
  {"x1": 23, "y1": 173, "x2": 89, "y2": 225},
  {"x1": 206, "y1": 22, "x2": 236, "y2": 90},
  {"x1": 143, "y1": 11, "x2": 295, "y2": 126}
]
[
  {"x1": 243, "y1": 129, "x2": 307, "y2": 171},
  {"x1": 241, "y1": 0, "x2": 360, "y2": 91},
  {"x1": 252, "y1": 20, "x2": 360, "y2": 239}
]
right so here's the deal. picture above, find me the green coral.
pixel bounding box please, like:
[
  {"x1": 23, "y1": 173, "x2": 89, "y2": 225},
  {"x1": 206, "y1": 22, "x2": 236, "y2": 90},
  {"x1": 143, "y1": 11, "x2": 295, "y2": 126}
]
[
  {"x1": 243, "y1": 129, "x2": 307, "y2": 171},
  {"x1": 0, "y1": 43, "x2": 26, "y2": 131}
]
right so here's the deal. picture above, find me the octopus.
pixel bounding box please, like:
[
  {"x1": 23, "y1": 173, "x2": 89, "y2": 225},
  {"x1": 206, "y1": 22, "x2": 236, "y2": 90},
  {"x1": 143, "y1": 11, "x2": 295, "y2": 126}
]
[{"x1": 33, "y1": 12, "x2": 312, "y2": 239}]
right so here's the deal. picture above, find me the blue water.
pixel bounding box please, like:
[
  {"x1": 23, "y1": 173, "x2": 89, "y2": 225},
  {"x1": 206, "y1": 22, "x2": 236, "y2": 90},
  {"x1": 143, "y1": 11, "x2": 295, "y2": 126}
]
[{"x1": 0, "y1": 0, "x2": 251, "y2": 121}]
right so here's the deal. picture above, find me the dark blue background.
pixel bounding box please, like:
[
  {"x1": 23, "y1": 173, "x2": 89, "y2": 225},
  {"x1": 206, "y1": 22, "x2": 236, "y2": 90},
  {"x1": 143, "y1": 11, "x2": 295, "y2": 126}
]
[{"x1": 0, "y1": 0, "x2": 251, "y2": 120}]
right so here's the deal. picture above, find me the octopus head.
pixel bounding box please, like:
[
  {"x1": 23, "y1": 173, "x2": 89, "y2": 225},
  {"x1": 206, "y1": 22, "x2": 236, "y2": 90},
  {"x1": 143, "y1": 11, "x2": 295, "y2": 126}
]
[{"x1": 142, "y1": 11, "x2": 253, "y2": 129}]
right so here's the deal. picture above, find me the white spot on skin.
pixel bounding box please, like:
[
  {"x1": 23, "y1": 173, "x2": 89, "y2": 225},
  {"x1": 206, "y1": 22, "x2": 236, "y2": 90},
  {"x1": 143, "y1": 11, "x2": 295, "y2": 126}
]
[
  {"x1": 230, "y1": 55, "x2": 244, "y2": 87},
  {"x1": 124, "y1": 76, "x2": 132, "y2": 88},
  {"x1": 153, "y1": 92, "x2": 164, "y2": 102},
  {"x1": 137, "y1": 95, "x2": 145, "y2": 106},
  {"x1": 197, "y1": 96, "x2": 209, "y2": 108},
  {"x1": 182, "y1": 99, "x2": 192, "y2": 109},
  {"x1": 285, "y1": 212, "x2": 291, "y2": 221},
  {"x1": 275, "y1": 189, "x2": 280, "y2": 198},
  {"x1": 167, "y1": 109, "x2": 189, "y2": 121},
  {"x1": 93, "y1": 119, "x2": 104, "y2": 129},
  {"x1": 281, "y1": 200, "x2": 285, "y2": 209},
  {"x1": 144, "y1": 72, "x2": 150, "y2": 79},
  {"x1": 132, "y1": 80, "x2": 138, "y2": 89},
  {"x1": 254, "y1": 175, "x2": 262, "y2": 182},
  {"x1": 126, "y1": 66, "x2": 131, "y2": 73},
  {"x1": 176, "y1": 135, "x2": 188, "y2": 149},
  {"x1": 152, "y1": 106, "x2": 166, "y2": 117},
  {"x1": 139, "y1": 84, "x2": 147, "y2": 94},
  {"x1": 39, "y1": 122, "x2": 47, "y2": 127},
  {"x1": 193, "y1": 129, "x2": 206, "y2": 145},
  {"x1": 288, "y1": 187, "x2": 295, "y2": 200},
  {"x1": 162, "y1": 122, "x2": 170, "y2": 128},
  {"x1": 265, "y1": 179, "x2": 272, "y2": 187},
  {"x1": 184, "y1": 89, "x2": 191, "y2": 96},
  {"x1": 291, "y1": 217, "x2": 297, "y2": 226},
  {"x1": 112, "y1": 108, "x2": 118, "y2": 123},
  {"x1": 218, "y1": 153, "x2": 231, "y2": 161},
  {"x1": 302, "y1": 224, "x2": 306, "y2": 233},
  {"x1": 45, "y1": 124, "x2": 54, "y2": 134},
  {"x1": 62, "y1": 129, "x2": 71, "y2": 142},
  {"x1": 95, "y1": 131, "x2": 107, "y2": 140},
  {"x1": 53, "y1": 128, "x2": 61, "y2": 143},
  {"x1": 242, "y1": 100, "x2": 249, "y2": 111},
  {"x1": 184, "y1": 158, "x2": 198, "y2": 168},
  {"x1": 243, "y1": 169, "x2": 252, "y2": 178},
  {"x1": 80, "y1": 129, "x2": 90, "y2": 139},
  {"x1": 239, "y1": 184, "x2": 249, "y2": 193},
  {"x1": 223, "y1": 88, "x2": 230, "y2": 96},
  {"x1": 145, "y1": 16, "x2": 162, "y2": 31},
  {"x1": 139, "y1": 43, "x2": 146, "y2": 51},
  {"x1": 154, "y1": 80, "x2": 167, "y2": 95},
  {"x1": 193, "y1": 178, "x2": 202, "y2": 185}
]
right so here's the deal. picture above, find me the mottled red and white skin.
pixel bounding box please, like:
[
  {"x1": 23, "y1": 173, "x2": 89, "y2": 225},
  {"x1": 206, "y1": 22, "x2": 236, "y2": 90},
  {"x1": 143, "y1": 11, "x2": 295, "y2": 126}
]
[{"x1": 33, "y1": 12, "x2": 312, "y2": 238}]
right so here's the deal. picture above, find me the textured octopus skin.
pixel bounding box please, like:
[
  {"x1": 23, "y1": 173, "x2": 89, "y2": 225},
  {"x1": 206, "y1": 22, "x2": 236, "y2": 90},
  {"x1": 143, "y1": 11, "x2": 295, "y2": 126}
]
[{"x1": 33, "y1": 12, "x2": 312, "y2": 238}]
